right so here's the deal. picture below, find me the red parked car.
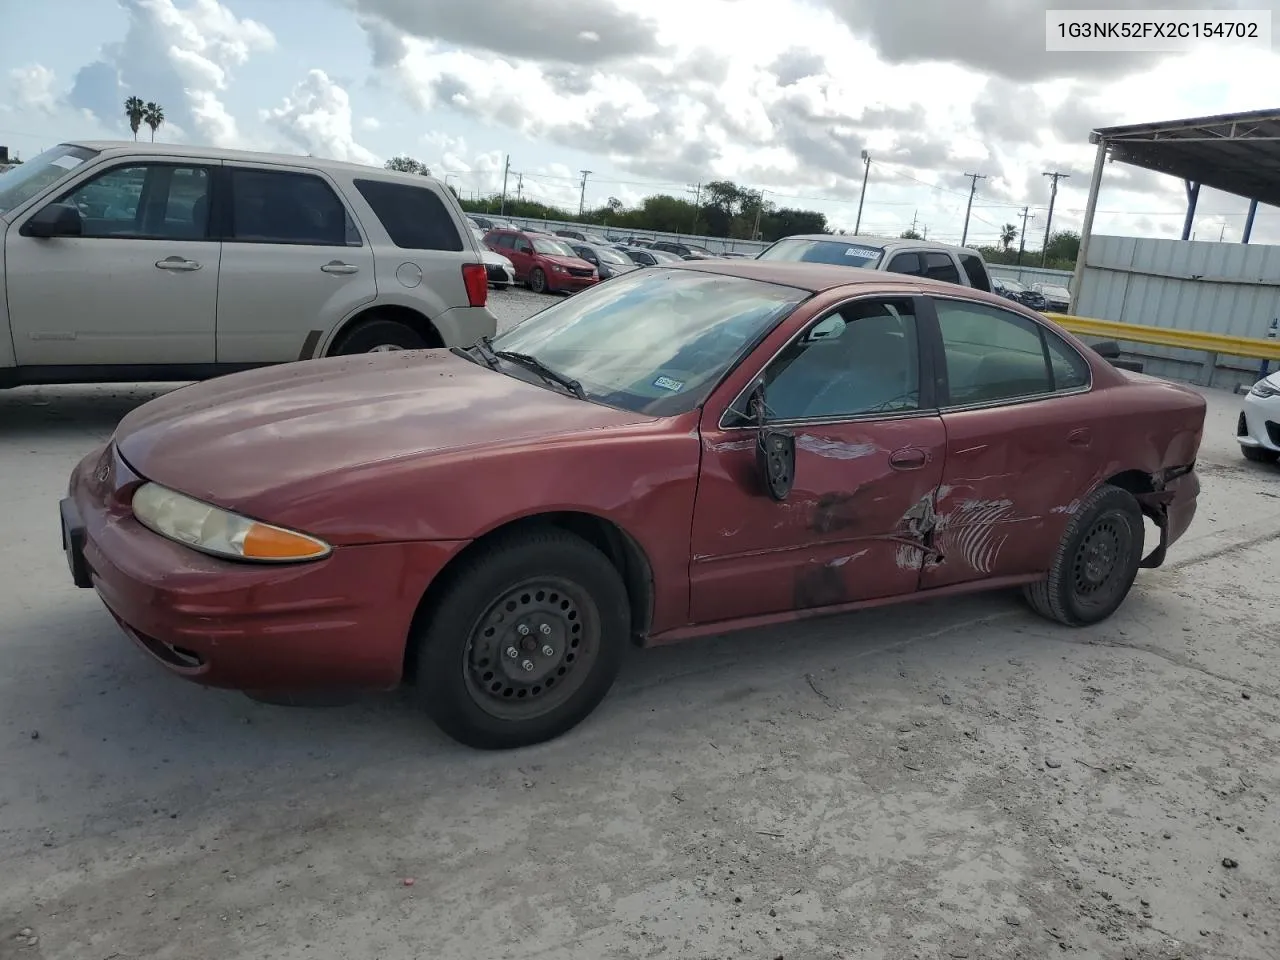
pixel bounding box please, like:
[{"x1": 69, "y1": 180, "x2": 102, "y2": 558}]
[
  {"x1": 482, "y1": 228, "x2": 598, "y2": 293},
  {"x1": 60, "y1": 262, "x2": 1204, "y2": 749}
]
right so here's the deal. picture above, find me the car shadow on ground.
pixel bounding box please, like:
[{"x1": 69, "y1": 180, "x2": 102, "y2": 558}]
[{"x1": 0, "y1": 384, "x2": 179, "y2": 441}]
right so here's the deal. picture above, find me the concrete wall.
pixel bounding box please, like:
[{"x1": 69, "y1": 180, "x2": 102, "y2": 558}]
[
  {"x1": 987, "y1": 264, "x2": 1075, "y2": 289},
  {"x1": 1075, "y1": 235, "x2": 1280, "y2": 390}
]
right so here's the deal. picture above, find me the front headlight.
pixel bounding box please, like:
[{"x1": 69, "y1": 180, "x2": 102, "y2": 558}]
[
  {"x1": 552, "y1": 264, "x2": 567, "y2": 273},
  {"x1": 1249, "y1": 380, "x2": 1280, "y2": 399},
  {"x1": 131, "y1": 483, "x2": 331, "y2": 563}
]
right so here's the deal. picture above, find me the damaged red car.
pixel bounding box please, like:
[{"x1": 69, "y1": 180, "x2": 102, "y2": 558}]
[{"x1": 60, "y1": 262, "x2": 1205, "y2": 749}]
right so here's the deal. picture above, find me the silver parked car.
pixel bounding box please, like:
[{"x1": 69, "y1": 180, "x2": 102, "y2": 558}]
[
  {"x1": 0, "y1": 141, "x2": 497, "y2": 388},
  {"x1": 756, "y1": 234, "x2": 993, "y2": 292}
]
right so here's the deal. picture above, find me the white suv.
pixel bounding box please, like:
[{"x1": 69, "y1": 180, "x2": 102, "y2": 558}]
[{"x1": 0, "y1": 141, "x2": 496, "y2": 388}]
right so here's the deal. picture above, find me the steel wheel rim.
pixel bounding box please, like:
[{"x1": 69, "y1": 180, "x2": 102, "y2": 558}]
[
  {"x1": 462, "y1": 577, "x2": 600, "y2": 721},
  {"x1": 368, "y1": 344, "x2": 404, "y2": 353},
  {"x1": 532, "y1": 270, "x2": 545, "y2": 293},
  {"x1": 1071, "y1": 513, "x2": 1132, "y2": 611}
]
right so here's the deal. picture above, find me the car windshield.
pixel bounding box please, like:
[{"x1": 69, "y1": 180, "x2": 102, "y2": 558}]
[
  {"x1": 0, "y1": 144, "x2": 98, "y2": 215},
  {"x1": 594, "y1": 247, "x2": 629, "y2": 265},
  {"x1": 650, "y1": 250, "x2": 683, "y2": 263},
  {"x1": 532, "y1": 236, "x2": 575, "y2": 256},
  {"x1": 489, "y1": 268, "x2": 806, "y2": 415},
  {"x1": 757, "y1": 237, "x2": 884, "y2": 268}
]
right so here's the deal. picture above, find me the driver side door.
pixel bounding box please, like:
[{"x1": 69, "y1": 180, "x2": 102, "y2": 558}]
[
  {"x1": 508, "y1": 236, "x2": 536, "y2": 280},
  {"x1": 688, "y1": 294, "x2": 947, "y2": 625}
]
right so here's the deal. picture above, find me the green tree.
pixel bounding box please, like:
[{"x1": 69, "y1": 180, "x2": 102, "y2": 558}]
[
  {"x1": 900, "y1": 228, "x2": 922, "y2": 239},
  {"x1": 1044, "y1": 230, "x2": 1080, "y2": 264},
  {"x1": 124, "y1": 96, "x2": 145, "y2": 141},
  {"x1": 999, "y1": 223, "x2": 1017, "y2": 251},
  {"x1": 143, "y1": 102, "x2": 165, "y2": 142},
  {"x1": 385, "y1": 155, "x2": 430, "y2": 176}
]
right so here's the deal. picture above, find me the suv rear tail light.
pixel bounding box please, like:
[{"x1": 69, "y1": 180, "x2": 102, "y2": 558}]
[{"x1": 462, "y1": 263, "x2": 488, "y2": 308}]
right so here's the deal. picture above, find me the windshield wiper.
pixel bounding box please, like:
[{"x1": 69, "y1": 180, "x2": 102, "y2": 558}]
[
  {"x1": 452, "y1": 335, "x2": 500, "y2": 369},
  {"x1": 493, "y1": 350, "x2": 587, "y2": 399}
]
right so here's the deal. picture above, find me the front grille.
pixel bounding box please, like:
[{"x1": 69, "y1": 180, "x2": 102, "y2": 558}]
[
  {"x1": 1266, "y1": 420, "x2": 1280, "y2": 446},
  {"x1": 567, "y1": 267, "x2": 595, "y2": 278},
  {"x1": 1239, "y1": 411, "x2": 1249, "y2": 436}
]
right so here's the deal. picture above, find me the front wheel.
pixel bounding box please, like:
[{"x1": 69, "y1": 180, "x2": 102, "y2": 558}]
[
  {"x1": 529, "y1": 268, "x2": 548, "y2": 294},
  {"x1": 1022, "y1": 484, "x2": 1144, "y2": 626},
  {"x1": 1241, "y1": 444, "x2": 1279, "y2": 464},
  {"x1": 413, "y1": 530, "x2": 630, "y2": 749}
]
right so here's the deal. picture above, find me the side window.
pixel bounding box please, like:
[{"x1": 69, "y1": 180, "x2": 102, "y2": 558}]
[
  {"x1": 514, "y1": 237, "x2": 533, "y2": 254},
  {"x1": 958, "y1": 253, "x2": 991, "y2": 292},
  {"x1": 352, "y1": 178, "x2": 463, "y2": 251},
  {"x1": 1044, "y1": 329, "x2": 1090, "y2": 390},
  {"x1": 923, "y1": 252, "x2": 961, "y2": 284},
  {"x1": 59, "y1": 164, "x2": 211, "y2": 239},
  {"x1": 493, "y1": 234, "x2": 516, "y2": 249},
  {"x1": 886, "y1": 251, "x2": 923, "y2": 275},
  {"x1": 229, "y1": 168, "x2": 359, "y2": 246},
  {"x1": 756, "y1": 298, "x2": 921, "y2": 421},
  {"x1": 934, "y1": 299, "x2": 1054, "y2": 405}
]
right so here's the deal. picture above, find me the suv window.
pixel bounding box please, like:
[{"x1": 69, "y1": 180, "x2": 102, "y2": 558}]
[
  {"x1": 754, "y1": 297, "x2": 921, "y2": 421},
  {"x1": 923, "y1": 252, "x2": 961, "y2": 284},
  {"x1": 59, "y1": 163, "x2": 212, "y2": 240},
  {"x1": 934, "y1": 298, "x2": 1089, "y2": 405},
  {"x1": 886, "y1": 251, "x2": 923, "y2": 275},
  {"x1": 958, "y1": 253, "x2": 991, "y2": 292},
  {"x1": 353, "y1": 179, "x2": 462, "y2": 251},
  {"x1": 489, "y1": 233, "x2": 515, "y2": 249},
  {"x1": 229, "y1": 168, "x2": 360, "y2": 246}
]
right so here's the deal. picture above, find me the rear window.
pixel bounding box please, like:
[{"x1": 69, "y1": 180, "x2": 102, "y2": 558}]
[
  {"x1": 757, "y1": 238, "x2": 884, "y2": 268},
  {"x1": 958, "y1": 253, "x2": 990, "y2": 292},
  {"x1": 353, "y1": 178, "x2": 463, "y2": 252}
]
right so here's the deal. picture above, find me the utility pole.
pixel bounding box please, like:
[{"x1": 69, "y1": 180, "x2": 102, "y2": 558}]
[
  {"x1": 1219, "y1": 221, "x2": 1228, "y2": 242},
  {"x1": 854, "y1": 150, "x2": 871, "y2": 234},
  {"x1": 909, "y1": 209, "x2": 919, "y2": 235},
  {"x1": 685, "y1": 182, "x2": 702, "y2": 234},
  {"x1": 578, "y1": 170, "x2": 591, "y2": 217},
  {"x1": 499, "y1": 154, "x2": 511, "y2": 215},
  {"x1": 1041, "y1": 171, "x2": 1069, "y2": 265},
  {"x1": 1016, "y1": 206, "x2": 1036, "y2": 265},
  {"x1": 960, "y1": 172, "x2": 987, "y2": 247},
  {"x1": 515, "y1": 172, "x2": 524, "y2": 204},
  {"x1": 751, "y1": 189, "x2": 766, "y2": 240}
]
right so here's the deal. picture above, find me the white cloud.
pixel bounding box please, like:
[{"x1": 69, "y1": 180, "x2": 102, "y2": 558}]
[
  {"x1": 359, "y1": 116, "x2": 382, "y2": 131},
  {"x1": 8, "y1": 65, "x2": 57, "y2": 113},
  {"x1": 262, "y1": 70, "x2": 379, "y2": 165}
]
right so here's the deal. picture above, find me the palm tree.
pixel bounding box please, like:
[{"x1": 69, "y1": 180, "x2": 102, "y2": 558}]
[
  {"x1": 143, "y1": 102, "x2": 165, "y2": 142},
  {"x1": 999, "y1": 222, "x2": 1018, "y2": 251},
  {"x1": 124, "y1": 96, "x2": 146, "y2": 141}
]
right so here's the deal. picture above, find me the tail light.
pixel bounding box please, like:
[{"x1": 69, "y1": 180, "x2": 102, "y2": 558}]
[{"x1": 462, "y1": 263, "x2": 488, "y2": 307}]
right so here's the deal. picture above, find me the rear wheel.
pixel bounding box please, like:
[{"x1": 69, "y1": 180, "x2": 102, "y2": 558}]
[
  {"x1": 1241, "y1": 444, "x2": 1279, "y2": 464},
  {"x1": 330, "y1": 318, "x2": 430, "y2": 355},
  {"x1": 1023, "y1": 484, "x2": 1144, "y2": 626},
  {"x1": 413, "y1": 530, "x2": 629, "y2": 749},
  {"x1": 529, "y1": 268, "x2": 548, "y2": 294}
]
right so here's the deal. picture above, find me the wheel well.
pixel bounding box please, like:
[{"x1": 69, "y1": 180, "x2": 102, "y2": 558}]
[
  {"x1": 402, "y1": 512, "x2": 655, "y2": 683},
  {"x1": 328, "y1": 305, "x2": 442, "y2": 355},
  {"x1": 1103, "y1": 469, "x2": 1156, "y2": 497}
]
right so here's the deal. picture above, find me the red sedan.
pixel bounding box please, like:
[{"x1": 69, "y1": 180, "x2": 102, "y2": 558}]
[
  {"x1": 482, "y1": 228, "x2": 598, "y2": 294},
  {"x1": 61, "y1": 262, "x2": 1204, "y2": 749}
]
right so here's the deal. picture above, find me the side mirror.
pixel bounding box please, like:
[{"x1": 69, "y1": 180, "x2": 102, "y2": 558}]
[
  {"x1": 804, "y1": 315, "x2": 847, "y2": 343},
  {"x1": 23, "y1": 202, "x2": 83, "y2": 239},
  {"x1": 749, "y1": 381, "x2": 795, "y2": 501}
]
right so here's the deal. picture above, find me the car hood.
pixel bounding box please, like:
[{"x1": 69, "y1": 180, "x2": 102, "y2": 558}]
[
  {"x1": 112, "y1": 350, "x2": 649, "y2": 515},
  {"x1": 543, "y1": 254, "x2": 595, "y2": 270},
  {"x1": 480, "y1": 248, "x2": 513, "y2": 268}
]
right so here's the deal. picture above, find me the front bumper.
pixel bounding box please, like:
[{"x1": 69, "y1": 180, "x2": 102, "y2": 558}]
[
  {"x1": 547, "y1": 270, "x2": 599, "y2": 292},
  {"x1": 63, "y1": 445, "x2": 467, "y2": 693},
  {"x1": 485, "y1": 262, "x2": 515, "y2": 286},
  {"x1": 1238, "y1": 390, "x2": 1280, "y2": 452}
]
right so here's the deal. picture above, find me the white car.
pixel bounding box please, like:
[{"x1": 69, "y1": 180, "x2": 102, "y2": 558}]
[
  {"x1": 1238, "y1": 370, "x2": 1280, "y2": 463},
  {"x1": 471, "y1": 226, "x2": 515, "y2": 288},
  {"x1": 0, "y1": 141, "x2": 497, "y2": 389}
]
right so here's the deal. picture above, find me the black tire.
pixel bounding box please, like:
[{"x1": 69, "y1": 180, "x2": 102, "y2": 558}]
[
  {"x1": 529, "y1": 268, "x2": 548, "y2": 294},
  {"x1": 1022, "y1": 484, "x2": 1144, "y2": 627},
  {"x1": 330, "y1": 318, "x2": 430, "y2": 355},
  {"x1": 1241, "y1": 444, "x2": 1279, "y2": 464},
  {"x1": 413, "y1": 529, "x2": 629, "y2": 749}
]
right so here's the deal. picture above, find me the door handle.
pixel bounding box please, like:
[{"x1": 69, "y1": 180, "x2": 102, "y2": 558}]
[
  {"x1": 1067, "y1": 427, "x2": 1092, "y2": 447},
  {"x1": 155, "y1": 256, "x2": 201, "y2": 271},
  {"x1": 321, "y1": 261, "x2": 359, "y2": 275},
  {"x1": 889, "y1": 447, "x2": 929, "y2": 470}
]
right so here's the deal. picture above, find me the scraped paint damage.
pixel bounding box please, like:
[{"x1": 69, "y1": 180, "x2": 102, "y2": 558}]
[
  {"x1": 796, "y1": 436, "x2": 879, "y2": 460},
  {"x1": 935, "y1": 498, "x2": 1014, "y2": 575}
]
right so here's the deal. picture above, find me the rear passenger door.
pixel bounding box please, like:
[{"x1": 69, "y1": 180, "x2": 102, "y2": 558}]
[
  {"x1": 919, "y1": 295, "x2": 1098, "y2": 589},
  {"x1": 214, "y1": 164, "x2": 375, "y2": 364}
]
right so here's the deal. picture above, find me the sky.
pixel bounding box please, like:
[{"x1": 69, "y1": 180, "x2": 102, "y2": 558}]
[{"x1": 3, "y1": 0, "x2": 1280, "y2": 247}]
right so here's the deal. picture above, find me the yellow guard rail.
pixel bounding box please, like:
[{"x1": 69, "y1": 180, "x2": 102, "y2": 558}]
[{"x1": 1042, "y1": 312, "x2": 1280, "y2": 362}]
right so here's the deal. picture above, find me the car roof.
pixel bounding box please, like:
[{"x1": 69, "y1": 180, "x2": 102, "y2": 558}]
[
  {"x1": 774, "y1": 233, "x2": 984, "y2": 256},
  {"x1": 65, "y1": 140, "x2": 446, "y2": 187}
]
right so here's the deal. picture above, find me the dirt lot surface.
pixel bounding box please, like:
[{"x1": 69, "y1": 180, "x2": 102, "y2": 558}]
[{"x1": 1, "y1": 289, "x2": 1277, "y2": 959}]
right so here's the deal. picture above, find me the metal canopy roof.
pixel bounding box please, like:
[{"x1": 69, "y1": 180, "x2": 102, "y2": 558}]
[{"x1": 1091, "y1": 107, "x2": 1280, "y2": 207}]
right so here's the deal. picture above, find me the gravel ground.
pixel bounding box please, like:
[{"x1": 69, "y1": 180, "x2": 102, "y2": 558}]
[{"x1": 1, "y1": 290, "x2": 1277, "y2": 959}]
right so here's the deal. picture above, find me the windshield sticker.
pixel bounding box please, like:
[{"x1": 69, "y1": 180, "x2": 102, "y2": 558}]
[
  {"x1": 653, "y1": 375, "x2": 684, "y2": 392},
  {"x1": 51, "y1": 155, "x2": 84, "y2": 170},
  {"x1": 844, "y1": 247, "x2": 881, "y2": 259}
]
